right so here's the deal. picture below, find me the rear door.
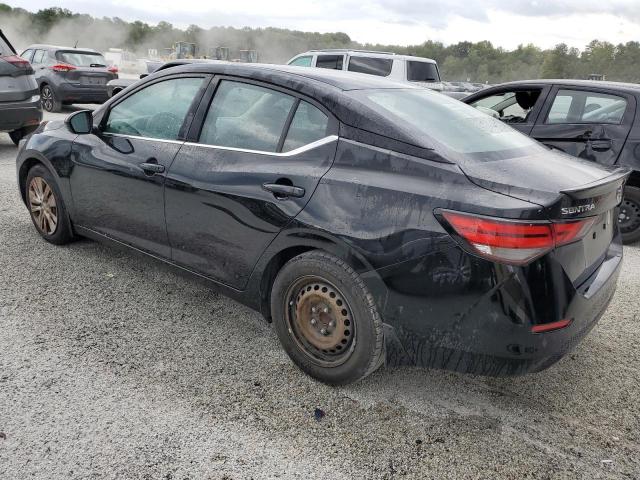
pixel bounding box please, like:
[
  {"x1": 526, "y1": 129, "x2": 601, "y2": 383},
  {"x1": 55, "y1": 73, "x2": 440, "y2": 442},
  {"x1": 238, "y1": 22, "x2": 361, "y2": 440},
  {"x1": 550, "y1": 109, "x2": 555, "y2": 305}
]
[
  {"x1": 531, "y1": 86, "x2": 636, "y2": 165},
  {"x1": 164, "y1": 77, "x2": 338, "y2": 289},
  {"x1": 70, "y1": 74, "x2": 210, "y2": 257}
]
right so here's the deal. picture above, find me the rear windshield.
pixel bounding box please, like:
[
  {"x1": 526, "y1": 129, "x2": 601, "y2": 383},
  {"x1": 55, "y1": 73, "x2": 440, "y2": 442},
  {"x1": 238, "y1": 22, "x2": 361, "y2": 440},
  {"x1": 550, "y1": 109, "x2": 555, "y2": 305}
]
[
  {"x1": 353, "y1": 88, "x2": 542, "y2": 161},
  {"x1": 407, "y1": 61, "x2": 440, "y2": 82},
  {"x1": 56, "y1": 51, "x2": 106, "y2": 67}
]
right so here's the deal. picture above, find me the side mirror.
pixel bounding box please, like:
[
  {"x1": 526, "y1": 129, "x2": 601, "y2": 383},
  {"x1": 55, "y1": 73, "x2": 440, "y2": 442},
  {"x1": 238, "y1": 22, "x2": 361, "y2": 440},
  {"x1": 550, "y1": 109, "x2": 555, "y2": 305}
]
[{"x1": 65, "y1": 110, "x2": 93, "y2": 134}]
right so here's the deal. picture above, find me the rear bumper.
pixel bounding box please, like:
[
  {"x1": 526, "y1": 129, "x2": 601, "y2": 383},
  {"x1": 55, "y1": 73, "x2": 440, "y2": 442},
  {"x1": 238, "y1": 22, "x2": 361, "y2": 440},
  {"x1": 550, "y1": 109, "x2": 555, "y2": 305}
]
[
  {"x1": 57, "y1": 83, "x2": 109, "y2": 104},
  {"x1": 377, "y1": 235, "x2": 623, "y2": 375},
  {"x1": 0, "y1": 97, "x2": 42, "y2": 132}
]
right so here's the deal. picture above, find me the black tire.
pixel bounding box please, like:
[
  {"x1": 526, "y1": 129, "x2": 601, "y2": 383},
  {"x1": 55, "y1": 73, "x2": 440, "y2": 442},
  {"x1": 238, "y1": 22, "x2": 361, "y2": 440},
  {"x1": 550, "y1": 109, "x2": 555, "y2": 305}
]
[
  {"x1": 41, "y1": 84, "x2": 61, "y2": 113},
  {"x1": 271, "y1": 251, "x2": 384, "y2": 385},
  {"x1": 25, "y1": 165, "x2": 75, "y2": 245},
  {"x1": 620, "y1": 186, "x2": 640, "y2": 244},
  {"x1": 9, "y1": 125, "x2": 38, "y2": 146}
]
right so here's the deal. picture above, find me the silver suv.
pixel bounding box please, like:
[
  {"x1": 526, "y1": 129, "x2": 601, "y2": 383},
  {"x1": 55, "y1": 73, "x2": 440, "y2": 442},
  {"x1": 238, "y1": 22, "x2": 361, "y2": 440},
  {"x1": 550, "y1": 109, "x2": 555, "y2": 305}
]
[{"x1": 287, "y1": 49, "x2": 443, "y2": 91}]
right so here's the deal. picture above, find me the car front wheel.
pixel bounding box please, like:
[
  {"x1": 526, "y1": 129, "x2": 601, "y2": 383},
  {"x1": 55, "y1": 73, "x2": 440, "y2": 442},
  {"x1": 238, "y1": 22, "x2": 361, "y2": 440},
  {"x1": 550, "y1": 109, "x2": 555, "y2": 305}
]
[
  {"x1": 620, "y1": 186, "x2": 640, "y2": 244},
  {"x1": 25, "y1": 165, "x2": 74, "y2": 245},
  {"x1": 271, "y1": 251, "x2": 384, "y2": 385}
]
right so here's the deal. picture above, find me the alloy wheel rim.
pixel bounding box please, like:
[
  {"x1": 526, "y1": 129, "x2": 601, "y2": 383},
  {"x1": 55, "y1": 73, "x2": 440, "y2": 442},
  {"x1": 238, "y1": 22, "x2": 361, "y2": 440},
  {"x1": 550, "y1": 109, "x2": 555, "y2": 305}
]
[
  {"x1": 28, "y1": 177, "x2": 58, "y2": 235},
  {"x1": 41, "y1": 87, "x2": 53, "y2": 111},
  {"x1": 618, "y1": 198, "x2": 640, "y2": 235},
  {"x1": 285, "y1": 276, "x2": 356, "y2": 367}
]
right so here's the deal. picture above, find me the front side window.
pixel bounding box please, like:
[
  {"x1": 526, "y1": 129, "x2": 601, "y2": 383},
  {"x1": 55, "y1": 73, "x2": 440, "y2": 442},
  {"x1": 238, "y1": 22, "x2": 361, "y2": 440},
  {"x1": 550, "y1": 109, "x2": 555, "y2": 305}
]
[
  {"x1": 546, "y1": 89, "x2": 627, "y2": 124},
  {"x1": 282, "y1": 101, "x2": 329, "y2": 152},
  {"x1": 354, "y1": 88, "x2": 540, "y2": 160},
  {"x1": 104, "y1": 77, "x2": 204, "y2": 140},
  {"x1": 407, "y1": 61, "x2": 440, "y2": 82},
  {"x1": 471, "y1": 89, "x2": 542, "y2": 124},
  {"x1": 200, "y1": 80, "x2": 295, "y2": 152},
  {"x1": 56, "y1": 50, "x2": 107, "y2": 67},
  {"x1": 348, "y1": 57, "x2": 393, "y2": 77},
  {"x1": 289, "y1": 56, "x2": 312, "y2": 67},
  {"x1": 316, "y1": 55, "x2": 344, "y2": 70}
]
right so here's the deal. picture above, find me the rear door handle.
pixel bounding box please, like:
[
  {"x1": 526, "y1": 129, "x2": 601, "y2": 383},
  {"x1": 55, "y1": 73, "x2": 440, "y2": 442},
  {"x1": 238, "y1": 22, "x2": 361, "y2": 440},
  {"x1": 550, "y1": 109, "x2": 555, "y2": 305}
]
[
  {"x1": 262, "y1": 183, "x2": 305, "y2": 198},
  {"x1": 140, "y1": 162, "x2": 165, "y2": 174}
]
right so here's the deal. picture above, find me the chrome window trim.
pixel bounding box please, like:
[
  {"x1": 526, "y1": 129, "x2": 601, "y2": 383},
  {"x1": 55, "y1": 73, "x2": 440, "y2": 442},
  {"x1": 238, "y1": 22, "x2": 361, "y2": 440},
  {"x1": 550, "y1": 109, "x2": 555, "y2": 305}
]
[
  {"x1": 101, "y1": 132, "x2": 185, "y2": 145},
  {"x1": 183, "y1": 135, "x2": 339, "y2": 157}
]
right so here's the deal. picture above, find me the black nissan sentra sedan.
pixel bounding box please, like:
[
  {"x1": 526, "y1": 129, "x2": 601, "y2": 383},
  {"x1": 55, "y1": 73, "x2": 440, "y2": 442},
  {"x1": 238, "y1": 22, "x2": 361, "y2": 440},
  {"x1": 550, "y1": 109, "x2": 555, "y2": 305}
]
[{"x1": 16, "y1": 63, "x2": 630, "y2": 385}]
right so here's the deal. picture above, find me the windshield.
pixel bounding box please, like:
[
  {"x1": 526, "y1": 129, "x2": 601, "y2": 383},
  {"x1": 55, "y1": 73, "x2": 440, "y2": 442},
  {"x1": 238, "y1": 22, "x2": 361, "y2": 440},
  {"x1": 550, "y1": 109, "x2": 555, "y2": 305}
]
[
  {"x1": 56, "y1": 51, "x2": 106, "y2": 67},
  {"x1": 353, "y1": 88, "x2": 541, "y2": 161}
]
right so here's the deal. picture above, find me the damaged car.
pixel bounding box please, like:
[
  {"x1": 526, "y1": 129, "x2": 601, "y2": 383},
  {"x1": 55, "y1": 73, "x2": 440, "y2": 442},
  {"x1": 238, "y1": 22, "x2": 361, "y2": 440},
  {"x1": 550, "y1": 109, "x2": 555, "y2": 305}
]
[
  {"x1": 464, "y1": 80, "x2": 640, "y2": 243},
  {"x1": 16, "y1": 63, "x2": 629, "y2": 384}
]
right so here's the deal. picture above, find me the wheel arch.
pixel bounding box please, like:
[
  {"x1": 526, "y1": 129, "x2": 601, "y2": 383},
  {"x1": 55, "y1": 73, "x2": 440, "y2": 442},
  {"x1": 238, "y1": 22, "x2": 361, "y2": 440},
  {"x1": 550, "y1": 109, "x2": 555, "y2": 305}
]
[
  {"x1": 18, "y1": 155, "x2": 57, "y2": 205},
  {"x1": 248, "y1": 228, "x2": 386, "y2": 322}
]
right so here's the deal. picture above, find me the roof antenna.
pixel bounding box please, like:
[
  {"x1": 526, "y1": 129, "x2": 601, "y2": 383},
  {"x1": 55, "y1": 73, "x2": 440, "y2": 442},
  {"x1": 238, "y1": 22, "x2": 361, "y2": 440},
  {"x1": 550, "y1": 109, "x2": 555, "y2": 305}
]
[{"x1": 74, "y1": 40, "x2": 78, "y2": 48}]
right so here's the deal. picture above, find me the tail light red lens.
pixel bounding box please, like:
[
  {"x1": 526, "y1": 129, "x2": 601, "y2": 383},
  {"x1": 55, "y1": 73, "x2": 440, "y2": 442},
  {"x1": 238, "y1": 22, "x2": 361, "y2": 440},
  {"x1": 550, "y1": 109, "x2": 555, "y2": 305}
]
[
  {"x1": 2, "y1": 55, "x2": 30, "y2": 68},
  {"x1": 52, "y1": 63, "x2": 76, "y2": 72},
  {"x1": 441, "y1": 211, "x2": 596, "y2": 265},
  {"x1": 531, "y1": 318, "x2": 572, "y2": 333},
  {"x1": 108, "y1": 66, "x2": 118, "y2": 73}
]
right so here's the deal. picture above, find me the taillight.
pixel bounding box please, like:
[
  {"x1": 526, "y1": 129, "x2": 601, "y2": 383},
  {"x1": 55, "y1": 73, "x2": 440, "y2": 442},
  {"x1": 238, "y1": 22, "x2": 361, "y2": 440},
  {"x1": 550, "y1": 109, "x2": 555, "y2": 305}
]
[
  {"x1": 2, "y1": 55, "x2": 30, "y2": 69},
  {"x1": 440, "y1": 211, "x2": 595, "y2": 265},
  {"x1": 108, "y1": 66, "x2": 118, "y2": 73},
  {"x1": 52, "y1": 63, "x2": 76, "y2": 72}
]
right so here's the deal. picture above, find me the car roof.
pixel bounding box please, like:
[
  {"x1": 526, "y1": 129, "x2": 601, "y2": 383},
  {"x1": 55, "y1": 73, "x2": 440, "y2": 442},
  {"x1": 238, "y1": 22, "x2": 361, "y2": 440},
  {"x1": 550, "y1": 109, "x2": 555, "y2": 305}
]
[
  {"x1": 294, "y1": 49, "x2": 437, "y2": 64},
  {"x1": 490, "y1": 79, "x2": 640, "y2": 94},
  {"x1": 164, "y1": 60, "x2": 414, "y2": 91},
  {"x1": 23, "y1": 44, "x2": 100, "y2": 53}
]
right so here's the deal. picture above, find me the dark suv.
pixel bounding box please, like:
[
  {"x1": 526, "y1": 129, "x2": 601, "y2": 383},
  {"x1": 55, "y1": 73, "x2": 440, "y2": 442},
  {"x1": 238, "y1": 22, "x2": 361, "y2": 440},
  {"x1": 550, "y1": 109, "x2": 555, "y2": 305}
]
[
  {"x1": 0, "y1": 30, "x2": 42, "y2": 145},
  {"x1": 20, "y1": 45, "x2": 117, "y2": 112}
]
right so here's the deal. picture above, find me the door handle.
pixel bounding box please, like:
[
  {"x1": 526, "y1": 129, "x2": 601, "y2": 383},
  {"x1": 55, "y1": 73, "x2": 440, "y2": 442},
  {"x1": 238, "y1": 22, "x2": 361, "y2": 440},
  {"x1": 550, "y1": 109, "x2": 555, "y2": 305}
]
[
  {"x1": 139, "y1": 162, "x2": 165, "y2": 175},
  {"x1": 262, "y1": 182, "x2": 305, "y2": 198},
  {"x1": 589, "y1": 139, "x2": 612, "y2": 152}
]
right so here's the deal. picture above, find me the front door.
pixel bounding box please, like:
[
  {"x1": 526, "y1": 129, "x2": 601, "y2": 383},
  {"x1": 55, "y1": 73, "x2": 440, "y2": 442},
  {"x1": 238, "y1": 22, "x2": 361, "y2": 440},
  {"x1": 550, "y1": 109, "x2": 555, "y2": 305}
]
[
  {"x1": 164, "y1": 78, "x2": 338, "y2": 289},
  {"x1": 531, "y1": 86, "x2": 635, "y2": 165},
  {"x1": 69, "y1": 75, "x2": 209, "y2": 257}
]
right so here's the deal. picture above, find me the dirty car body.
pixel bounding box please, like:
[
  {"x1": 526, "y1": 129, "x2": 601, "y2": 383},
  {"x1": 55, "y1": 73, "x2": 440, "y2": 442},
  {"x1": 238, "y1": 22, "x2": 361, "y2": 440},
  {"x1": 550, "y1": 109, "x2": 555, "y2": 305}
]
[{"x1": 16, "y1": 63, "x2": 629, "y2": 378}]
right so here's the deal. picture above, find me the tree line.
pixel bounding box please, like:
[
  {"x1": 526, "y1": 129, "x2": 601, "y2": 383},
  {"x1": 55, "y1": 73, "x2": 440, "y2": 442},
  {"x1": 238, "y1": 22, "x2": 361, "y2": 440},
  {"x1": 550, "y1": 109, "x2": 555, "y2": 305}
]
[{"x1": 1, "y1": 4, "x2": 639, "y2": 83}]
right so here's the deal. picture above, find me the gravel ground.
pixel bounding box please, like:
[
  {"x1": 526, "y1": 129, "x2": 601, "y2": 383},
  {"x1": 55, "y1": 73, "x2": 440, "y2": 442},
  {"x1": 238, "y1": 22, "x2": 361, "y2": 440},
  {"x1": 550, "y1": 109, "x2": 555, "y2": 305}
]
[{"x1": 1, "y1": 110, "x2": 639, "y2": 479}]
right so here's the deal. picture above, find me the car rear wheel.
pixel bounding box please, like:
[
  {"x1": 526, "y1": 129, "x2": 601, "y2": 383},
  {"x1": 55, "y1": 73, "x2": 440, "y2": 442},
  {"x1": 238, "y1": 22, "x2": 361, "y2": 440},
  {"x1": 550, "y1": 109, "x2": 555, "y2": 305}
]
[
  {"x1": 25, "y1": 165, "x2": 74, "y2": 245},
  {"x1": 41, "y1": 85, "x2": 61, "y2": 113},
  {"x1": 619, "y1": 186, "x2": 640, "y2": 244},
  {"x1": 271, "y1": 251, "x2": 384, "y2": 385}
]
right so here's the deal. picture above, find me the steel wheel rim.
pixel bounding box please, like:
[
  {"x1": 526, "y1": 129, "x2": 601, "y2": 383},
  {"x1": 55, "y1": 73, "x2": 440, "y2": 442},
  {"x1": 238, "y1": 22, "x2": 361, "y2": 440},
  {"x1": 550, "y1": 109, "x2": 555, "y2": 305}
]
[
  {"x1": 619, "y1": 198, "x2": 640, "y2": 234},
  {"x1": 284, "y1": 276, "x2": 356, "y2": 367},
  {"x1": 28, "y1": 177, "x2": 58, "y2": 235},
  {"x1": 41, "y1": 87, "x2": 53, "y2": 111}
]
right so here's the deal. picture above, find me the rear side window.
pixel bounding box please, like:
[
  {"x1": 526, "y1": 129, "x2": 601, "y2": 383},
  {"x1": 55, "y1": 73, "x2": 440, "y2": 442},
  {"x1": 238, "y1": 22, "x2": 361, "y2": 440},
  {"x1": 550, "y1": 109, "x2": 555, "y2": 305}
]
[
  {"x1": 104, "y1": 77, "x2": 204, "y2": 140},
  {"x1": 348, "y1": 57, "x2": 393, "y2": 77},
  {"x1": 316, "y1": 55, "x2": 344, "y2": 70},
  {"x1": 289, "y1": 56, "x2": 312, "y2": 67},
  {"x1": 546, "y1": 89, "x2": 627, "y2": 124},
  {"x1": 56, "y1": 51, "x2": 107, "y2": 67},
  {"x1": 32, "y1": 50, "x2": 46, "y2": 64},
  {"x1": 282, "y1": 101, "x2": 329, "y2": 152},
  {"x1": 200, "y1": 80, "x2": 295, "y2": 152},
  {"x1": 407, "y1": 61, "x2": 440, "y2": 82},
  {"x1": 21, "y1": 49, "x2": 34, "y2": 62}
]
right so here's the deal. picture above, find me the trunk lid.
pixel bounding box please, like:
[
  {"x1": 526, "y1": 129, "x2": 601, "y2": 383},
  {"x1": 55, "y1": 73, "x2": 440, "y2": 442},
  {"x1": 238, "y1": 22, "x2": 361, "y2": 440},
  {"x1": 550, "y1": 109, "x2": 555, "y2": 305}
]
[
  {"x1": 458, "y1": 149, "x2": 630, "y2": 284},
  {"x1": 0, "y1": 30, "x2": 36, "y2": 102},
  {"x1": 54, "y1": 50, "x2": 117, "y2": 86}
]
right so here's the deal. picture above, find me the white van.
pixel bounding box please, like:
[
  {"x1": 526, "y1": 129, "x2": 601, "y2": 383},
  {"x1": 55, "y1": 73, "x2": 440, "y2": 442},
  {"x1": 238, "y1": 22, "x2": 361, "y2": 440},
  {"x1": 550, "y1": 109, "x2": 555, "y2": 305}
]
[{"x1": 287, "y1": 49, "x2": 444, "y2": 91}]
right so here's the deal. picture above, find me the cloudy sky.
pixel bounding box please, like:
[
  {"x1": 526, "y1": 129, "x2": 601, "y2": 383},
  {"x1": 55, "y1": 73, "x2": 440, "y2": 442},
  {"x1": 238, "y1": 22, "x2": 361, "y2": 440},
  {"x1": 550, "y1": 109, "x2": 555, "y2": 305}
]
[{"x1": 7, "y1": 0, "x2": 640, "y2": 49}]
